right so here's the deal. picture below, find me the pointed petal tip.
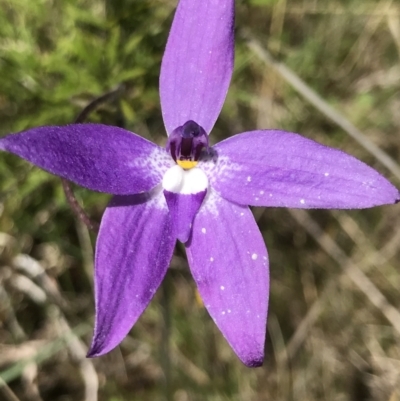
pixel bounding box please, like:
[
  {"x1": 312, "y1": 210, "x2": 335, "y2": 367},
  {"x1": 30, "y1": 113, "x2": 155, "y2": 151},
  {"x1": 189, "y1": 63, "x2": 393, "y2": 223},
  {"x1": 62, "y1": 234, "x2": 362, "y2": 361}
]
[
  {"x1": 86, "y1": 330, "x2": 120, "y2": 358},
  {"x1": 362, "y1": 185, "x2": 400, "y2": 208},
  {"x1": 86, "y1": 340, "x2": 110, "y2": 358},
  {"x1": 379, "y1": 186, "x2": 400, "y2": 206},
  {"x1": 86, "y1": 349, "x2": 99, "y2": 359},
  {"x1": 86, "y1": 339, "x2": 107, "y2": 358},
  {"x1": 231, "y1": 335, "x2": 265, "y2": 368},
  {"x1": 240, "y1": 352, "x2": 264, "y2": 368},
  {"x1": 186, "y1": 198, "x2": 268, "y2": 369}
]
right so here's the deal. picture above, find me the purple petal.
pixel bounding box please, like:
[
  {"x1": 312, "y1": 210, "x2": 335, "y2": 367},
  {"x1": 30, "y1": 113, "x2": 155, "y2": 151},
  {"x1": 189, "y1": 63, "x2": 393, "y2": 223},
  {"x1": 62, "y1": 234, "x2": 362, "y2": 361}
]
[
  {"x1": 164, "y1": 190, "x2": 207, "y2": 243},
  {"x1": 160, "y1": 0, "x2": 235, "y2": 135},
  {"x1": 207, "y1": 130, "x2": 400, "y2": 208},
  {"x1": 185, "y1": 193, "x2": 269, "y2": 367},
  {"x1": 0, "y1": 124, "x2": 174, "y2": 194},
  {"x1": 87, "y1": 192, "x2": 175, "y2": 357}
]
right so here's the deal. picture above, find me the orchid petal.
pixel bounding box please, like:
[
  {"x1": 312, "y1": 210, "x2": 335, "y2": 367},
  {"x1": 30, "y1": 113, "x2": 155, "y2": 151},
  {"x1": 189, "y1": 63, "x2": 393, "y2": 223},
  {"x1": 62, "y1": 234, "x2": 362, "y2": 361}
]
[
  {"x1": 0, "y1": 124, "x2": 174, "y2": 194},
  {"x1": 160, "y1": 0, "x2": 235, "y2": 135},
  {"x1": 162, "y1": 165, "x2": 209, "y2": 242},
  {"x1": 185, "y1": 192, "x2": 269, "y2": 367},
  {"x1": 206, "y1": 130, "x2": 400, "y2": 208},
  {"x1": 87, "y1": 192, "x2": 175, "y2": 357},
  {"x1": 164, "y1": 190, "x2": 206, "y2": 243}
]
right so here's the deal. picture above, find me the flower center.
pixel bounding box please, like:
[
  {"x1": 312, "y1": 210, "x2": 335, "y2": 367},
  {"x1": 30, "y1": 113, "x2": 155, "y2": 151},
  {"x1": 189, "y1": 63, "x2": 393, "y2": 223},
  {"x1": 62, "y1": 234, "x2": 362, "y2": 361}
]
[
  {"x1": 162, "y1": 164, "x2": 209, "y2": 243},
  {"x1": 166, "y1": 120, "x2": 209, "y2": 169}
]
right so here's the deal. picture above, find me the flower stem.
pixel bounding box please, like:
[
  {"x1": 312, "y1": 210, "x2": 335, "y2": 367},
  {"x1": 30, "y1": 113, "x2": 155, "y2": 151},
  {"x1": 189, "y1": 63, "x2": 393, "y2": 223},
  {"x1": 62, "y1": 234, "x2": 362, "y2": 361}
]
[{"x1": 61, "y1": 84, "x2": 125, "y2": 232}]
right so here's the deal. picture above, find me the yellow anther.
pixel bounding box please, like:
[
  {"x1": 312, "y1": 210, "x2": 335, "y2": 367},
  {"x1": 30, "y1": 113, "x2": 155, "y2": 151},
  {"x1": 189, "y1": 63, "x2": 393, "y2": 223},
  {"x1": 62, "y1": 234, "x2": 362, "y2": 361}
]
[{"x1": 177, "y1": 160, "x2": 198, "y2": 170}]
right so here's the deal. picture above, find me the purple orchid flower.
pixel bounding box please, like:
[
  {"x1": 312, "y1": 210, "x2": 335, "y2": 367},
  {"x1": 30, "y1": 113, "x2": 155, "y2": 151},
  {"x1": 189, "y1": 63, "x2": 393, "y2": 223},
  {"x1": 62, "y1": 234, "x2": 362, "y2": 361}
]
[{"x1": 0, "y1": 0, "x2": 399, "y2": 367}]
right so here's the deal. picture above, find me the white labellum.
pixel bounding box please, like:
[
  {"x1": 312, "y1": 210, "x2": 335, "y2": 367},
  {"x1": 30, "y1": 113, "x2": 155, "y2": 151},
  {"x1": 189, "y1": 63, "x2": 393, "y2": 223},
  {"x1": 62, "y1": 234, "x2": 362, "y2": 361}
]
[{"x1": 162, "y1": 165, "x2": 208, "y2": 195}]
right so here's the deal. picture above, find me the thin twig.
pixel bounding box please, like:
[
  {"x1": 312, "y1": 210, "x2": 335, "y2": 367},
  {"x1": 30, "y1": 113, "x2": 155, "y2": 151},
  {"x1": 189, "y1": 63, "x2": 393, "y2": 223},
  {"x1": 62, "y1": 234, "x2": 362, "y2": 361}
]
[
  {"x1": 0, "y1": 282, "x2": 27, "y2": 342},
  {"x1": 289, "y1": 209, "x2": 400, "y2": 334},
  {"x1": 284, "y1": 216, "x2": 400, "y2": 361},
  {"x1": 0, "y1": 377, "x2": 21, "y2": 401},
  {"x1": 62, "y1": 84, "x2": 125, "y2": 233},
  {"x1": 53, "y1": 310, "x2": 98, "y2": 401},
  {"x1": 339, "y1": 0, "x2": 393, "y2": 74},
  {"x1": 20, "y1": 363, "x2": 43, "y2": 401},
  {"x1": 61, "y1": 179, "x2": 99, "y2": 232},
  {"x1": 10, "y1": 254, "x2": 99, "y2": 401},
  {"x1": 11, "y1": 274, "x2": 46, "y2": 305},
  {"x1": 74, "y1": 84, "x2": 125, "y2": 124},
  {"x1": 13, "y1": 254, "x2": 69, "y2": 311},
  {"x1": 75, "y1": 219, "x2": 95, "y2": 285},
  {"x1": 240, "y1": 29, "x2": 400, "y2": 180}
]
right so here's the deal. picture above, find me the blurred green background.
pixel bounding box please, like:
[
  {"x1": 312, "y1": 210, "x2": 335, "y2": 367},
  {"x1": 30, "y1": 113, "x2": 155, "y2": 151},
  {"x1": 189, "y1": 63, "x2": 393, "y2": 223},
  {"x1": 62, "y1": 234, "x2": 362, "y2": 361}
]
[{"x1": 1, "y1": 0, "x2": 400, "y2": 400}]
